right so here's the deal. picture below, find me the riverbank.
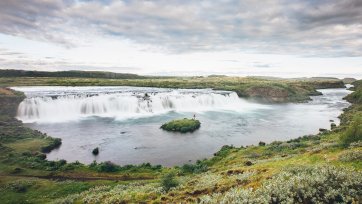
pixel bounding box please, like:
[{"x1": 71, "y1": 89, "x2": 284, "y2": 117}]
[{"x1": 0, "y1": 80, "x2": 361, "y2": 203}]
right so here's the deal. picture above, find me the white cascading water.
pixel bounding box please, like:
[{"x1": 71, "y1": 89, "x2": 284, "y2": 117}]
[{"x1": 13, "y1": 86, "x2": 263, "y2": 123}]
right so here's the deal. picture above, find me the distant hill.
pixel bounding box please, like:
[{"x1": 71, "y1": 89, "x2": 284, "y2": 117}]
[
  {"x1": 248, "y1": 76, "x2": 343, "y2": 81},
  {"x1": 0, "y1": 69, "x2": 147, "y2": 79},
  {"x1": 342, "y1": 78, "x2": 356, "y2": 84}
]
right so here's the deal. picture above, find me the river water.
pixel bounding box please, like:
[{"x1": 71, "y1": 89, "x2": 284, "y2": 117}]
[{"x1": 11, "y1": 86, "x2": 351, "y2": 166}]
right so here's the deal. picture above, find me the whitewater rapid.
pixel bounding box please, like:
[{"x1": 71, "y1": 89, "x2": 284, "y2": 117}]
[
  {"x1": 12, "y1": 86, "x2": 351, "y2": 165},
  {"x1": 12, "y1": 86, "x2": 265, "y2": 123}
]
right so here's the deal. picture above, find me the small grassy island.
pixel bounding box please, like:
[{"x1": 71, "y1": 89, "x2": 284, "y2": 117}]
[{"x1": 161, "y1": 118, "x2": 201, "y2": 133}]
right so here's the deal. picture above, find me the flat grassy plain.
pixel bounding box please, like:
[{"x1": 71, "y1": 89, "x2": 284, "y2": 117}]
[
  {"x1": 0, "y1": 76, "x2": 345, "y2": 103},
  {"x1": 0, "y1": 77, "x2": 360, "y2": 203}
]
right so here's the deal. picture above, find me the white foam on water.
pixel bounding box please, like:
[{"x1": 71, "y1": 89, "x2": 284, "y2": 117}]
[{"x1": 12, "y1": 86, "x2": 268, "y2": 123}]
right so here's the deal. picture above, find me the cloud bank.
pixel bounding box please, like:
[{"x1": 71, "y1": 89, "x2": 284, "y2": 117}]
[{"x1": 0, "y1": 0, "x2": 361, "y2": 76}]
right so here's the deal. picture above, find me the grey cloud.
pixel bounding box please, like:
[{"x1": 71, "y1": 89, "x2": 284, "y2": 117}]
[
  {"x1": 299, "y1": 0, "x2": 362, "y2": 27},
  {"x1": 0, "y1": 56, "x2": 142, "y2": 72},
  {"x1": 253, "y1": 63, "x2": 272, "y2": 68},
  {"x1": 0, "y1": 0, "x2": 75, "y2": 47},
  {"x1": 0, "y1": 0, "x2": 361, "y2": 56},
  {"x1": 0, "y1": 48, "x2": 28, "y2": 59},
  {"x1": 0, "y1": 51, "x2": 23, "y2": 56}
]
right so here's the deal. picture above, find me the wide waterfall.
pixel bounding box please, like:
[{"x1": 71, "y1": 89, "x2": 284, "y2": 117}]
[
  {"x1": 10, "y1": 86, "x2": 351, "y2": 166},
  {"x1": 13, "y1": 86, "x2": 259, "y2": 123}
]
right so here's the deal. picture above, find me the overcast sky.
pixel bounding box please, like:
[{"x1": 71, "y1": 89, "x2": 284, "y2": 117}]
[{"x1": 0, "y1": 0, "x2": 361, "y2": 78}]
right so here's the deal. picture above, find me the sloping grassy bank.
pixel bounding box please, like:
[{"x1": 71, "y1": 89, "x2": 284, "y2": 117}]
[
  {"x1": 0, "y1": 80, "x2": 360, "y2": 203},
  {"x1": 0, "y1": 76, "x2": 344, "y2": 103}
]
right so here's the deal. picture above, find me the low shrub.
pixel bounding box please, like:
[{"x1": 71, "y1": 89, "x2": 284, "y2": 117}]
[
  {"x1": 339, "y1": 150, "x2": 362, "y2": 162},
  {"x1": 98, "y1": 161, "x2": 119, "y2": 172},
  {"x1": 161, "y1": 172, "x2": 178, "y2": 192},
  {"x1": 213, "y1": 145, "x2": 234, "y2": 157},
  {"x1": 200, "y1": 165, "x2": 362, "y2": 203},
  {"x1": 36, "y1": 153, "x2": 47, "y2": 160},
  {"x1": 287, "y1": 135, "x2": 321, "y2": 143},
  {"x1": 56, "y1": 182, "x2": 162, "y2": 204},
  {"x1": 340, "y1": 115, "x2": 362, "y2": 147},
  {"x1": 58, "y1": 159, "x2": 67, "y2": 166},
  {"x1": 3, "y1": 180, "x2": 34, "y2": 193},
  {"x1": 350, "y1": 141, "x2": 362, "y2": 148},
  {"x1": 180, "y1": 161, "x2": 208, "y2": 174},
  {"x1": 267, "y1": 141, "x2": 307, "y2": 152},
  {"x1": 89, "y1": 161, "x2": 163, "y2": 173}
]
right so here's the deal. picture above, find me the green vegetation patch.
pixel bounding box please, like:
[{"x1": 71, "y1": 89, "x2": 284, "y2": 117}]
[
  {"x1": 200, "y1": 165, "x2": 362, "y2": 203},
  {"x1": 340, "y1": 114, "x2": 362, "y2": 147},
  {"x1": 161, "y1": 118, "x2": 201, "y2": 133}
]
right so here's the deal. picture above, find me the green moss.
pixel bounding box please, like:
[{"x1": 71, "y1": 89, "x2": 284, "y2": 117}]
[{"x1": 161, "y1": 118, "x2": 201, "y2": 133}]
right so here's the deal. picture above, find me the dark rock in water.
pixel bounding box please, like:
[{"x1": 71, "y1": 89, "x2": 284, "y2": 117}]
[
  {"x1": 319, "y1": 128, "x2": 327, "y2": 132},
  {"x1": 329, "y1": 120, "x2": 334, "y2": 122},
  {"x1": 331, "y1": 123, "x2": 337, "y2": 129},
  {"x1": 120, "y1": 131, "x2": 127, "y2": 134},
  {"x1": 92, "y1": 147, "x2": 99, "y2": 155},
  {"x1": 244, "y1": 161, "x2": 253, "y2": 166},
  {"x1": 259, "y1": 141, "x2": 266, "y2": 146},
  {"x1": 143, "y1": 93, "x2": 151, "y2": 100}
]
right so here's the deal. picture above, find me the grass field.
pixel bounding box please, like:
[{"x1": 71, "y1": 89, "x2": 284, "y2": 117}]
[{"x1": 0, "y1": 76, "x2": 345, "y2": 103}]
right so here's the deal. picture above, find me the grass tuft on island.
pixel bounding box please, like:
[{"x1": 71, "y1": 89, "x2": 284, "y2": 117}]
[{"x1": 161, "y1": 118, "x2": 201, "y2": 133}]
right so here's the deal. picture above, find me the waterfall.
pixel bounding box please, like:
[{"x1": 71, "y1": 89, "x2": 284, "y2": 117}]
[{"x1": 13, "y1": 86, "x2": 262, "y2": 123}]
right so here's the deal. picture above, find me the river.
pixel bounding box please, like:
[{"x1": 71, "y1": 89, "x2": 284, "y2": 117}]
[{"x1": 11, "y1": 86, "x2": 351, "y2": 166}]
